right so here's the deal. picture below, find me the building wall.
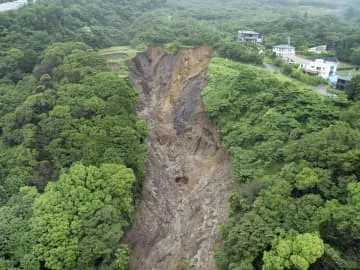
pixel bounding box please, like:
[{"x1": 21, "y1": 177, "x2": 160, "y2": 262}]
[
  {"x1": 336, "y1": 79, "x2": 349, "y2": 90},
  {"x1": 272, "y1": 47, "x2": 295, "y2": 58},
  {"x1": 238, "y1": 33, "x2": 262, "y2": 43},
  {"x1": 300, "y1": 59, "x2": 337, "y2": 79}
]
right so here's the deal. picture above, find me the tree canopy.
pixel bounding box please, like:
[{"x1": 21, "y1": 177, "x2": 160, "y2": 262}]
[
  {"x1": 32, "y1": 163, "x2": 135, "y2": 270},
  {"x1": 0, "y1": 0, "x2": 360, "y2": 269},
  {"x1": 204, "y1": 58, "x2": 360, "y2": 269},
  {"x1": 0, "y1": 40, "x2": 147, "y2": 269}
]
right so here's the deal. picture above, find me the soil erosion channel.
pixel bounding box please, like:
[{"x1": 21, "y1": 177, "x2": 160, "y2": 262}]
[{"x1": 124, "y1": 46, "x2": 233, "y2": 270}]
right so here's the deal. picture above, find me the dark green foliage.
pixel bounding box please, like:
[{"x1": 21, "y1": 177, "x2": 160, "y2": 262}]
[
  {"x1": 0, "y1": 42, "x2": 146, "y2": 195},
  {"x1": 345, "y1": 75, "x2": 360, "y2": 101},
  {"x1": 0, "y1": 42, "x2": 147, "y2": 269},
  {"x1": 282, "y1": 64, "x2": 326, "y2": 85},
  {"x1": 0, "y1": 0, "x2": 165, "y2": 83},
  {"x1": 166, "y1": 0, "x2": 360, "y2": 64},
  {"x1": 0, "y1": 0, "x2": 360, "y2": 269},
  {"x1": 216, "y1": 40, "x2": 263, "y2": 65},
  {"x1": 129, "y1": 9, "x2": 225, "y2": 48},
  {"x1": 204, "y1": 58, "x2": 360, "y2": 269},
  {"x1": 258, "y1": 16, "x2": 360, "y2": 63},
  {"x1": 351, "y1": 47, "x2": 360, "y2": 66},
  {"x1": 0, "y1": 0, "x2": 359, "y2": 82},
  {"x1": 0, "y1": 187, "x2": 39, "y2": 269},
  {"x1": 31, "y1": 163, "x2": 135, "y2": 270}
]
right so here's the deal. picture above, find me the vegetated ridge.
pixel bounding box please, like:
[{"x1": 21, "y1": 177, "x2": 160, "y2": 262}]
[{"x1": 123, "y1": 46, "x2": 234, "y2": 270}]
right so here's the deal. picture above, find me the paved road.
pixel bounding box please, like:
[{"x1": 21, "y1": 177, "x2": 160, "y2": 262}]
[
  {"x1": 263, "y1": 63, "x2": 282, "y2": 73},
  {"x1": 312, "y1": 85, "x2": 336, "y2": 97},
  {"x1": 263, "y1": 63, "x2": 335, "y2": 97},
  {"x1": 0, "y1": 0, "x2": 28, "y2": 12}
]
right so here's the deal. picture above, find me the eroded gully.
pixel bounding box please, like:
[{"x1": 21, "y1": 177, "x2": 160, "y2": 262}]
[{"x1": 123, "y1": 46, "x2": 234, "y2": 270}]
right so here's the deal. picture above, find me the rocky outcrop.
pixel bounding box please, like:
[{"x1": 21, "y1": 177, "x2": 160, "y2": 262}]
[{"x1": 124, "y1": 46, "x2": 233, "y2": 270}]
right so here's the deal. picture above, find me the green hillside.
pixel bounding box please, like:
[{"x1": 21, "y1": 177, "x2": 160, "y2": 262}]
[
  {"x1": 0, "y1": 0, "x2": 360, "y2": 269},
  {"x1": 203, "y1": 58, "x2": 360, "y2": 269}
]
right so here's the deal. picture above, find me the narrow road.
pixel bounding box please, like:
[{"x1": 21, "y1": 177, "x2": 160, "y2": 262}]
[
  {"x1": 263, "y1": 63, "x2": 281, "y2": 73},
  {"x1": 312, "y1": 85, "x2": 336, "y2": 97},
  {"x1": 263, "y1": 63, "x2": 335, "y2": 97}
]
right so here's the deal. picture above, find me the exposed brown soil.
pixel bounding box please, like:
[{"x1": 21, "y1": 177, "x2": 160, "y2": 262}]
[{"x1": 123, "y1": 46, "x2": 233, "y2": 270}]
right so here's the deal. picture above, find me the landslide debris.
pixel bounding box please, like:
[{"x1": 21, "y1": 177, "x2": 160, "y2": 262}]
[{"x1": 124, "y1": 46, "x2": 233, "y2": 270}]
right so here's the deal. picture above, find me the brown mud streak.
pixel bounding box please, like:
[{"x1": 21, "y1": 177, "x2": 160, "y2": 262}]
[{"x1": 123, "y1": 46, "x2": 233, "y2": 270}]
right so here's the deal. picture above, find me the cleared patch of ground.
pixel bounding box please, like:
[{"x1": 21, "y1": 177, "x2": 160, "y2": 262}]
[{"x1": 99, "y1": 46, "x2": 141, "y2": 77}]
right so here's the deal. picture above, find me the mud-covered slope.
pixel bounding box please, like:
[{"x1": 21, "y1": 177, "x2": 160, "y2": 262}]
[{"x1": 124, "y1": 46, "x2": 233, "y2": 270}]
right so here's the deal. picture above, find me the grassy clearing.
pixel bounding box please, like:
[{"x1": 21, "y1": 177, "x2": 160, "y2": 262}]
[
  {"x1": 99, "y1": 46, "x2": 140, "y2": 55},
  {"x1": 337, "y1": 61, "x2": 357, "y2": 76},
  {"x1": 163, "y1": 43, "x2": 195, "y2": 53},
  {"x1": 263, "y1": 56, "x2": 273, "y2": 64},
  {"x1": 338, "y1": 61, "x2": 356, "y2": 69},
  {"x1": 337, "y1": 69, "x2": 354, "y2": 76},
  {"x1": 99, "y1": 46, "x2": 143, "y2": 78},
  {"x1": 210, "y1": 58, "x2": 328, "y2": 98}
]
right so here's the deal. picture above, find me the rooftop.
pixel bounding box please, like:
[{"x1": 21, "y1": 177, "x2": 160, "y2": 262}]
[
  {"x1": 337, "y1": 75, "x2": 352, "y2": 81},
  {"x1": 291, "y1": 56, "x2": 339, "y2": 65},
  {"x1": 324, "y1": 57, "x2": 338, "y2": 63},
  {"x1": 309, "y1": 45, "x2": 327, "y2": 49},
  {"x1": 273, "y1": 44, "x2": 295, "y2": 49},
  {"x1": 238, "y1": 30, "x2": 260, "y2": 35},
  {"x1": 0, "y1": 0, "x2": 27, "y2": 12}
]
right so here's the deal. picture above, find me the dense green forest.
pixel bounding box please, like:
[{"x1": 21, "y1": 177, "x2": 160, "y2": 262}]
[
  {"x1": 1, "y1": 0, "x2": 360, "y2": 269},
  {"x1": 203, "y1": 58, "x2": 360, "y2": 269},
  {"x1": 0, "y1": 1, "x2": 159, "y2": 268},
  {"x1": 1, "y1": 0, "x2": 360, "y2": 78},
  {"x1": 0, "y1": 41, "x2": 147, "y2": 269}
]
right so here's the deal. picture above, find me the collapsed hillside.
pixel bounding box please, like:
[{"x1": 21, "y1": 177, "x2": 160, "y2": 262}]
[{"x1": 123, "y1": 47, "x2": 233, "y2": 270}]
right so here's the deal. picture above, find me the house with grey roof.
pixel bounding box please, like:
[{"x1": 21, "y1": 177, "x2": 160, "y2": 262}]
[
  {"x1": 308, "y1": 45, "x2": 327, "y2": 54},
  {"x1": 272, "y1": 44, "x2": 296, "y2": 60},
  {"x1": 237, "y1": 31, "x2": 263, "y2": 44}
]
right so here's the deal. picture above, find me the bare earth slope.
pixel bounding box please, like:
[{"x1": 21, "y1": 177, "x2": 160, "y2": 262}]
[{"x1": 124, "y1": 46, "x2": 233, "y2": 270}]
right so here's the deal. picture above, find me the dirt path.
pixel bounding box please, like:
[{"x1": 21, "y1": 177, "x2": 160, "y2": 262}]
[{"x1": 123, "y1": 46, "x2": 233, "y2": 270}]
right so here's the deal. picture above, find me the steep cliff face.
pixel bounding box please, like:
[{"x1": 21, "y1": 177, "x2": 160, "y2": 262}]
[{"x1": 124, "y1": 46, "x2": 233, "y2": 270}]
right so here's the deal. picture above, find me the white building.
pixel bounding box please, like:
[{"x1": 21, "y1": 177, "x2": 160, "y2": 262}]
[
  {"x1": 273, "y1": 44, "x2": 296, "y2": 60},
  {"x1": 293, "y1": 56, "x2": 338, "y2": 80},
  {"x1": 0, "y1": 0, "x2": 27, "y2": 12},
  {"x1": 308, "y1": 45, "x2": 327, "y2": 54},
  {"x1": 237, "y1": 31, "x2": 263, "y2": 44}
]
